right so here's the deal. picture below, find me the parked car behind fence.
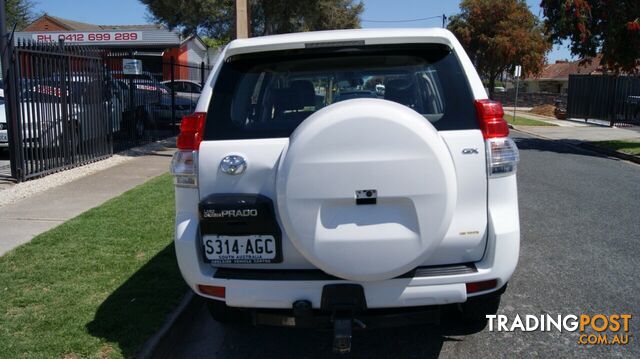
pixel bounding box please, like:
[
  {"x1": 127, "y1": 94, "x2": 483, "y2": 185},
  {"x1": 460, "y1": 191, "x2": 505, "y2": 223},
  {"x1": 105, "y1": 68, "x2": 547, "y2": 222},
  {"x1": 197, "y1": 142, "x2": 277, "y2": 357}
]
[{"x1": 3, "y1": 40, "x2": 211, "y2": 181}]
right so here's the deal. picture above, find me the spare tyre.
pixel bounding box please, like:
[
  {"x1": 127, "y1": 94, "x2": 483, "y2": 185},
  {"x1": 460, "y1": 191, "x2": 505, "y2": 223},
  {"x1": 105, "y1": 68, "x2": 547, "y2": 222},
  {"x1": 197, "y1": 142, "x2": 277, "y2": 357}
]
[{"x1": 276, "y1": 99, "x2": 457, "y2": 281}]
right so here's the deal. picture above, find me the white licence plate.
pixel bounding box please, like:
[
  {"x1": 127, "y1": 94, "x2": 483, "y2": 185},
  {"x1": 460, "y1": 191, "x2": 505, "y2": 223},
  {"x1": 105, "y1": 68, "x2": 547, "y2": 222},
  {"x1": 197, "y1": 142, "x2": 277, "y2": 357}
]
[{"x1": 203, "y1": 235, "x2": 277, "y2": 264}]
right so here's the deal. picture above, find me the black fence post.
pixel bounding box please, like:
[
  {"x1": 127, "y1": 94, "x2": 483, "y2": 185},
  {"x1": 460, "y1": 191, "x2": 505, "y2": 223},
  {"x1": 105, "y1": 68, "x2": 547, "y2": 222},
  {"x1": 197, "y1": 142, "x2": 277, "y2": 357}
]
[
  {"x1": 170, "y1": 56, "x2": 176, "y2": 128},
  {"x1": 104, "y1": 62, "x2": 114, "y2": 154},
  {"x1": 127, "y1": 50, "x2": 135, "y2": 115},
  {"x1": 0, "y1": 2, "x2": 21, "y2": 180},
  {"x1": 8, "y1": 41, "x2": 25, "y2": 181},
  {"x1": 200, "y1": 61, "x2": 205, "y2": 88},
  {"x1": 58, "y1": 39, "x2": 74, "y2": 165},
  {"x1": 609, "y1": 76, "x2": 617, "y2": 127}
]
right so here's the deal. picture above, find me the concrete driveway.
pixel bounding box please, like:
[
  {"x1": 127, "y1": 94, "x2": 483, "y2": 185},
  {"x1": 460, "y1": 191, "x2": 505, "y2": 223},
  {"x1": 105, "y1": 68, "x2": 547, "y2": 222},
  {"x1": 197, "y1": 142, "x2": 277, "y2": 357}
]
[
  {"x1": 0, "y1": 149, "x2": 12, "y2": 190},
  {"x1": 142, "y1": 131, "x2": 640, "y2": 357}
]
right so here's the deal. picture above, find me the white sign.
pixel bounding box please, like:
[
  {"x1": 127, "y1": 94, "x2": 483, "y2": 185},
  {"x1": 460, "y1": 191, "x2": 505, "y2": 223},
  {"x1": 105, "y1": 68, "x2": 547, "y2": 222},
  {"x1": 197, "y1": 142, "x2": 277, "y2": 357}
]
[
  {"x1": 123, "y1": 59, "x2": 142, "y2": 75},
  {"x1": 31, "y1": 31, "x2": 142, "y2": 43},
  {"x1": 514, "y1": 65, "x2": 522, "y2": 78}
]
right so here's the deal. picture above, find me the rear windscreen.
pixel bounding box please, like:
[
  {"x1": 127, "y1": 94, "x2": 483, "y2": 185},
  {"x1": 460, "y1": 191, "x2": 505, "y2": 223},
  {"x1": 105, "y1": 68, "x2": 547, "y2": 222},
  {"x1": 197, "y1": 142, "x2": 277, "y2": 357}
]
[{"x1": 205, "y1": 44, "x2": 477, "y2": 140}]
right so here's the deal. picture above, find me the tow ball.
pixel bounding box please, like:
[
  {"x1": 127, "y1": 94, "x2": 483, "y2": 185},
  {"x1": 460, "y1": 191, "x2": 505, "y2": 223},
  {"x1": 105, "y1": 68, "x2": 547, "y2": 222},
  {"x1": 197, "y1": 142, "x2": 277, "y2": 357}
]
[
  {"x1": 320, "y1": 284, "x2": 368, "y2": 354},
  {"x1": 331, "y1": 310, "x2": 367, "y2": 353}
]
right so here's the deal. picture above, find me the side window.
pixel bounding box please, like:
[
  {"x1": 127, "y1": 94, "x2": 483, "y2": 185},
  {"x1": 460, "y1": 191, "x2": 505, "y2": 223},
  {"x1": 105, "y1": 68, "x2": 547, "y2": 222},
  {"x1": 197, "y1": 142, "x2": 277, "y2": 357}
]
[
  {"x1": 176, "y1": 82, "x2": 188, "y2": 92},
  {"x1": 187, "y1": 82, "x2": 202, "y2": 93},
  {"x1": 416, "y1": 70, "x2": 445, "y2": 114}
]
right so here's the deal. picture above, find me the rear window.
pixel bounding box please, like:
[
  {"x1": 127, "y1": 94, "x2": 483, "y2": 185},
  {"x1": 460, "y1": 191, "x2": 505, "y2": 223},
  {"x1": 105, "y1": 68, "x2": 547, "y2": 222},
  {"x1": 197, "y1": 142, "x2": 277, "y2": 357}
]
[{"x1": 205, "y1": 44, "x2": 477, "y2": 140}]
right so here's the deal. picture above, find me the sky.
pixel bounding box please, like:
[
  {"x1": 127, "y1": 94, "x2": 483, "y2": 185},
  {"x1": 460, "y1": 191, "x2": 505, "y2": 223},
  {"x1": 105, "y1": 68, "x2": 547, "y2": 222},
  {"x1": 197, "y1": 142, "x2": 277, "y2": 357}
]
[{"x1": 33, "y1": 0, "x2": 574, "y2": 63}]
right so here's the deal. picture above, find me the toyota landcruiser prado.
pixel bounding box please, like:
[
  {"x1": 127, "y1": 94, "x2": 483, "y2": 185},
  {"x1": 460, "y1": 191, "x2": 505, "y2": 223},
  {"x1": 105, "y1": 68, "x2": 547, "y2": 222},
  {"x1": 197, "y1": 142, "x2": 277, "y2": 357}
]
[{"x1": 171, "y1": 28, "x2": 520, "y2": 352}]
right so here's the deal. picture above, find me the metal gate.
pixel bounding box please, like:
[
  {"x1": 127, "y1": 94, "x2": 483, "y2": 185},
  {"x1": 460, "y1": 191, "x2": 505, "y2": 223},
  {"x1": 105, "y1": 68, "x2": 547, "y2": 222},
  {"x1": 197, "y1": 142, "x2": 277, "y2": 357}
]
[
  {"x1": 104, "y1": 52, "x2": 211, "y2": 152},
  {"x1": 4, "y1": 40, "x2": 112, "y2": 181},
  {"x1": 567, "y1": 75, "x2": 640, "y2": 127},
  {"x1": 2, "y1": 40, "x2": 214, "y2": 181}
]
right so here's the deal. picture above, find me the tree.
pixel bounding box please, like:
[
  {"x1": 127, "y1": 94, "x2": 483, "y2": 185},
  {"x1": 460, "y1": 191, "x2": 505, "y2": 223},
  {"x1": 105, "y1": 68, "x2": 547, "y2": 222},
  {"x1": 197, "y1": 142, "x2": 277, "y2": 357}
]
[
  {"x1": 540, "y1": 0, "x2": 640, "y2": 74},
  {"x1": 447, "y1": 0, "x2": 550, "y2": 98},
  {"x1": 140, "y1": 0, "x2": 363, "y2": 43},
  {"x1": 5, "y1": 0, "x2": 35, "y2": 30}
]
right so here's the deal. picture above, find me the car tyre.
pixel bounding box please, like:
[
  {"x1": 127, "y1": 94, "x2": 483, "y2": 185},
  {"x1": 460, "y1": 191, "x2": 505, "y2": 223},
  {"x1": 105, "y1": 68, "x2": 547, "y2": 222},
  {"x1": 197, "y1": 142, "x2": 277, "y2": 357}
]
[{"x1": 135, "y1": 109, "x2": 146, "y2": 139}]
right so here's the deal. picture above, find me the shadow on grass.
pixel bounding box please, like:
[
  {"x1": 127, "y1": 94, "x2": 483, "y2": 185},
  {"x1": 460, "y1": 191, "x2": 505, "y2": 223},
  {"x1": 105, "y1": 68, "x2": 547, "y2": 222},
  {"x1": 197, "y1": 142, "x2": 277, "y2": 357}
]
[{"x1": 86, "y1": 243, "x2": 187, "y2": 358}]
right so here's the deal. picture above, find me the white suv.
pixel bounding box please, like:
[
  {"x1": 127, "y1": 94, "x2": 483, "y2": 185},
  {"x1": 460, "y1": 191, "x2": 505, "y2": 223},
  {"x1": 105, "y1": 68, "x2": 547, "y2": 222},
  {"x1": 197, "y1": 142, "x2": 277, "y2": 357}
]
[{"x1": 171, "y1": 28, "x2": 519, "y2": 352}]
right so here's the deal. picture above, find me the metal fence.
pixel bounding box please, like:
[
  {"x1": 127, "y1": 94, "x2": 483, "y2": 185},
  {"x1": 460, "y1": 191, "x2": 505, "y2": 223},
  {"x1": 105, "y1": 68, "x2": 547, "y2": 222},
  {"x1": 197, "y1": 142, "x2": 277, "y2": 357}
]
[
  {"x1": 3, "y1": 41, "x2": 212, "y2": 181},
  {"x1": 104, "y1": 52, "x2": 210, "y2": 152},
  {"x1": 4, "y1": 40, "x2": 112, "y2": 181},
  {"x1": 567, "y1": 75, "x2": 640, "y2": 126}
]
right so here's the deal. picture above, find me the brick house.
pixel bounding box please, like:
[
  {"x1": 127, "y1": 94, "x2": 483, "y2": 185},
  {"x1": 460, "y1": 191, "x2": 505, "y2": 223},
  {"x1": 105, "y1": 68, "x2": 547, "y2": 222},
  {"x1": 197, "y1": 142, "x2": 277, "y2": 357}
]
[
  {"x1": 16, "y1": 14, "x2": 220, "y2": 81},
  {"x1": 523, "y1": 56, "x2": 603, "y2": 94}
]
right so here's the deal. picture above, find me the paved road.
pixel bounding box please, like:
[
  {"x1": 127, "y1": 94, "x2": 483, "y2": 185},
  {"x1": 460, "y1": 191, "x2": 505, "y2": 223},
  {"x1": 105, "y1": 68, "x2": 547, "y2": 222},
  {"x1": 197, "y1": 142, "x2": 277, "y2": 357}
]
[{"x1": 165, "y1": 131, "x2": 640, "y2": 358}]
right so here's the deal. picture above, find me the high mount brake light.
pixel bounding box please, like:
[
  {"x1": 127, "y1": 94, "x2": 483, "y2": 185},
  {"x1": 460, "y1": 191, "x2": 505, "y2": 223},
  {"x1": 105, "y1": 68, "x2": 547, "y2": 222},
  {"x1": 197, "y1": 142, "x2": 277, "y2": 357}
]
[
  {"x1": 475, "y1": 100, "x2": 519, "y2": 177},
  {"x1": 171, "y1": 113, "x2": 206, "y2": 187}
]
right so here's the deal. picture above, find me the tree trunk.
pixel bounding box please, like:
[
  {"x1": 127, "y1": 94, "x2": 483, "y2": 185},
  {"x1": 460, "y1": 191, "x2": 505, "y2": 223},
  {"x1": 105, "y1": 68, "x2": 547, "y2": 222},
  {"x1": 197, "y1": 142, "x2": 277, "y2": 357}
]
[{"x1": 488, "y1": 74, "x2": 496, "y2": 100}]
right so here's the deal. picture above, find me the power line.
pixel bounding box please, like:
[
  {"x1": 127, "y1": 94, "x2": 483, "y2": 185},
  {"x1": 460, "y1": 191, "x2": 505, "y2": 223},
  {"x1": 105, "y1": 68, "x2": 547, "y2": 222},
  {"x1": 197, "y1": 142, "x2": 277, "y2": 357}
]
[{"x1": 361, "y1": 15, "x2": 442, "y2": 23}]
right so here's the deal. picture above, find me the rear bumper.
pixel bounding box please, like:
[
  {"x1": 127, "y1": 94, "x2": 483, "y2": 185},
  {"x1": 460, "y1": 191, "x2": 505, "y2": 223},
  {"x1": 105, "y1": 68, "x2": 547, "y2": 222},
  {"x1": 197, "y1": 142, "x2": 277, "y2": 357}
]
[
  {"x1": 217, "y1": 275, "x2": 468, "y2": 309},
  {"x1": 210, "y1": 285, "x2": 506, "y2": 328},
  {"x1": 175, "y1": 214, "x2": 518, "y2": 309},
  {"x1": 174, "y1": 174, "x2": 520, "y2": 310}
]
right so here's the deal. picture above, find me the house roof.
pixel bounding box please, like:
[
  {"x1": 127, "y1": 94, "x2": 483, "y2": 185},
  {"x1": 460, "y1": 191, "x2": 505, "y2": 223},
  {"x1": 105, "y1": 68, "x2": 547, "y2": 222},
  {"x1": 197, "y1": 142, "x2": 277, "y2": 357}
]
[
  {"x1": 30, "y1": 14, "x2": 166, "y2": 32},
  {"x1": 181, "y1": 34, "x2": 208, "y2": 50},
  {"x1": 532, "y1": 55, "x2": 604, "y2": 81}
]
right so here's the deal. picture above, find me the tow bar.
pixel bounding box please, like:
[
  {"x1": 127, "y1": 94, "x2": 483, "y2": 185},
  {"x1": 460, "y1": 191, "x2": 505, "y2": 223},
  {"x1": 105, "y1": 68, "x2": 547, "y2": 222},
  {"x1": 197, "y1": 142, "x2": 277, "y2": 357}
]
[{"x1": 320, "y1": 284, "x2": 368, "y2": 354}]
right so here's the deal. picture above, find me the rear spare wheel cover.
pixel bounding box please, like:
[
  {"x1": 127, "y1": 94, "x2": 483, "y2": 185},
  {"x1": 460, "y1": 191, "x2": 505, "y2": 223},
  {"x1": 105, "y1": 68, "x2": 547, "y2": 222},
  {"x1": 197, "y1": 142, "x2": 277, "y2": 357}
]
[{"x1": 276, "y1": 99, "x2": 457, "y2": 281}]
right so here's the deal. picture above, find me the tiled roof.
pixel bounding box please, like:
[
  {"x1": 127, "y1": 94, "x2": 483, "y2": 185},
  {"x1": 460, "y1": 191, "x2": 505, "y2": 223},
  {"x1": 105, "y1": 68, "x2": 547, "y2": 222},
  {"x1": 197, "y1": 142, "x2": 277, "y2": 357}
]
[
  {"x1": 38, "y1": 14, "x2": 166, "y2": 31},
  {"x1": 533, "y1": 55, "x2": 603, "y2": 80}
]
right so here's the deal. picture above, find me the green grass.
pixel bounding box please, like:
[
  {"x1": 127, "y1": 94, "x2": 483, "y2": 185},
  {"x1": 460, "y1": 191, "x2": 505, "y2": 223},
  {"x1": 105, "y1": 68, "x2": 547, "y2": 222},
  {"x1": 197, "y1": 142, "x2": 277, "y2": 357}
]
[
  {"x1": 590, "y1": 140, "x2": 640, "y2": 156},
  {"x1": 0, "y1": 174, "x2": 186, "y2": 359},
  {"x1": 504, "y1": 114, "x2": 557, "y2": 126}
]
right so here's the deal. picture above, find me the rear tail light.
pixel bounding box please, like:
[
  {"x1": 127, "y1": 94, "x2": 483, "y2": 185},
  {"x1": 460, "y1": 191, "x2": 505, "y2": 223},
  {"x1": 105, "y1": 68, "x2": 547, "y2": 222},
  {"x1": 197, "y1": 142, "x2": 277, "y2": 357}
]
[
  {"x1": 486, "y1": 137, "x2": 519, "y2": 177},
  {"x1": 475, "y1": 100, "x2": 519, "y2": 177},
  {"x1": 170, "y1": 150, "x2": 197, "y2": 187},
  {"x1": 171, "y1": 112, "x2": 206, "y2": 187},
  {"x1": 177, "y1": 112, "x2": 206, "y2": 150}
]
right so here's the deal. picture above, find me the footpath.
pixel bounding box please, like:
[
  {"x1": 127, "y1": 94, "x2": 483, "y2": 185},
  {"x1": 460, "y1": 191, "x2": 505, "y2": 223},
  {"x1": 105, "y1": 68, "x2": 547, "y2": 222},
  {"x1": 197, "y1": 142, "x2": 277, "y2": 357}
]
[
  {"x1": 507, "y1": 112, "x2": 640, "y2": 164},
  {"x1": 0, "y1": 140, "x2": 175, "y2": 256}
]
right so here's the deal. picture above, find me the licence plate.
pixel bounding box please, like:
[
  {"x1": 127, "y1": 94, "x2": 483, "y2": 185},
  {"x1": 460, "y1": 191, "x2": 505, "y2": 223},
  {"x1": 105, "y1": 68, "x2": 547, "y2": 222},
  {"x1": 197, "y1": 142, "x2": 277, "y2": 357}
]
[
  {"x1": 203, "y1": 235, "x2": 278, "y2": 264},
  {"x1": 0, "y1": 132, "x2": 7, "y2": 142}
]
